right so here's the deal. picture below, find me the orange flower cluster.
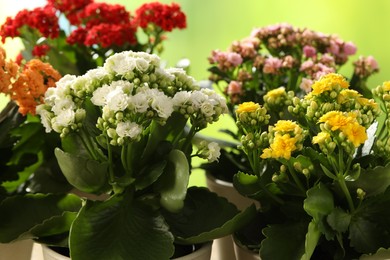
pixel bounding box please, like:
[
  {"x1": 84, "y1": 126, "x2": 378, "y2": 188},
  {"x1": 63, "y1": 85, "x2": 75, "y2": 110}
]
[{"x1": 0, "y1": 46, "x2": 61, "y2": 115}]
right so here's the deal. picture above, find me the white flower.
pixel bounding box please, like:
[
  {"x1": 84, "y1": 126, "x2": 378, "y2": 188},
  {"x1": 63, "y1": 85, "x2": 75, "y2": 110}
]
[
  {"x1": 51, "y1": 96, "x2": 76, "y2": 115},
  {"x1": 200, "y1": 101, "x2": 215, "y2": 117},
  {"x1": 207, "y1": 142, "x2": 221, "y2": 162},
  {"x1": 135, "y1": 58, "x2": 150, "y2": 72},
  {"x1": 52, "y1": 109, "x2": 75, "y2": 132},
  {"x1": 106, "y1": 87, "x2": 129, "y2": 112},
  {"x1": 190, "y1": 91, "x2": 208, "y2": 109},
  {"x1": 172, "y1": 91, "x2": 191, "y2": 107},
  {"x1": 105, "y1": 52, "x2": 136, "y2": 75},
  {"x1": 129, "y1": 93, "x2": 149, "y2": 113},
  {"x1": 91, "y1": 84, "x2": 113, "y2": 106},
  {"x1": 116, "y1": 121, "x2": 142, "y2": 139},
  {"x1": 151, "y1": 94, "x2": 173, "y2": 119},
  {"x1": 36, "y1": 105, "x2": 53, "y2": 133}
]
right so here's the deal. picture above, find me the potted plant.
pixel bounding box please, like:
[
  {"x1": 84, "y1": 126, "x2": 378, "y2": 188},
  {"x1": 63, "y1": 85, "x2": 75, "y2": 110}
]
[
  {"x1": 200, "y1": 22, "x2": 379, "y2": 260},
  {"x1": 233, "y1": 73, "x2": 390, "y2": 259},
  {"x1": 0, "y1": 49, "x2": 256, "y2": 259}
]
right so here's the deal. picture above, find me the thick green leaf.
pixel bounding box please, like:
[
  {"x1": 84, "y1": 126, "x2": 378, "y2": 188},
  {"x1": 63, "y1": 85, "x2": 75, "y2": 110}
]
[
  {"x1": 70, "y1": 194, "x2": 174, "y2": 260},
  {"x1": 347, "y1": 163, "x2": 390, "y2": 197},
  {"x1": 349, "y1": 217, "x2": 388, "y2": 254},
  {"x1": 233, "y1": 171, "x2": 260, "y2": 197},
  {"x1": 304, "y1": 184, "x2": 334, "y2": 222},
  {"x1": 154, "y1": 149, "x2": 189, "y2": 213},
  {"x1": 0, "y1": 193, "x2": 81, "y2": 242},
  {"x1": 360, "y1": 248, "x2": 390, "y2": 259},
  {"x1": 327, "y1": 207, "x2": 351, "y2": 233},
  {"x1": 301, "y1": 220, "x2": 321, "y2": 260},
  {"x1": 163, "y1": 187, "x2": 256, "y2": 244},
  {"x1": 135, "y1": 160, "x2": 167, "y2": 190},
  {"x1": 260, "y1": 221, "x2": 308, "y2": 260},
  {"x1": 55, "y1": 148, "x2": 108, "y2": 194}
]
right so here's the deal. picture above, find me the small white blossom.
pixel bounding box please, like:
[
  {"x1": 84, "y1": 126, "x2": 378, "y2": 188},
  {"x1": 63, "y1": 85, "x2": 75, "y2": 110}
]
[
  {"x1": 106, "y1": 88, "x2": 129, "y2": 112},
  {"x1": 129, "y1": 93, "x2": 149, "y2": 113},
  {"x1": 91, "y1": 84, "x2": 113, "y2": 106},
  {"x1": 36, "y1": 105, "x2": 53, "y2": 133},
  {"x1": 116, "y1": 121, "x2": 142, "y2": 139},
  {"x1": 151, "y1": 94, "x2": 174, "y2": 119},
  {"x1": 105, "y1": 52, "x2": 136, "y2": 75},
  {"x1": 135, "y1": 58, "x2": 150, "y2": 72},
  {"x1": 207, "y1": 142, "x2": 221, "y2": 162},
  {"x1": 52, "y1": 109, "x2": 75, "y2": 132},
  {"x1": 51, "y1": 96, "x2": 76, "y2": 115}
]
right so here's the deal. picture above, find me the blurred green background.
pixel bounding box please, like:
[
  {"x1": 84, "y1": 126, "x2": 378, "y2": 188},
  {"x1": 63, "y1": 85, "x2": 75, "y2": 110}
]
[{"x1": 1, "y1": 0, "x2": 390, "y2": 185}]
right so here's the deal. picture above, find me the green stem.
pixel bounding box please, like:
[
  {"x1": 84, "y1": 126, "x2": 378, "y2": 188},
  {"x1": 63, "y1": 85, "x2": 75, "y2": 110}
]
[
  {"x1": 337, "y1": 174, "x2": 355, "y2": 212},
  {"x1": 106, "y1": 136, "x2": 115, "y2": 184},
  {"x1": 78, "y1": 129, "x2": 99, "y2": 161},
  {"x1": 282, "y1": 159, "x2": 306, "y2": 194},
  {"x1": 181, "y1": 124, "x2": 197, "y2": 154}
]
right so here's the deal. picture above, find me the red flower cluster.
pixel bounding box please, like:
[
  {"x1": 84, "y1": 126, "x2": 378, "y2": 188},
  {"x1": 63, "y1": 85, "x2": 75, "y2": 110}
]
[
  {"x1": 0, "y1": 6, "x2": 59, "y2": 42},
  {"x1": 47, "y1": 0, "x2": 93, "y2": 24},
  {"x1": 135, "y1": 2, "x2": 187, "y2": 32},
  {"x1": 67, "y1": 2, "x2": 137, "y2": 47}
]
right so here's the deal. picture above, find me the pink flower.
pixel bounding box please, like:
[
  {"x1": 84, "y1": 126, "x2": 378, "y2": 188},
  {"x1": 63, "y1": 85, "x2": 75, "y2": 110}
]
[
  {"x1": 303, "y1": 45, "x2": 316, "y2": 58},
  {"x1": 227, "y1": 52, "x2": 243, "y2": 66},
  {"x1": 366, "y1": 55, "x2": 379, "y2": 71},
  {"x1": 300, "y1": 78, "x2": 313, "y2": 93},
  {"x1": 343, "y1": 41, "x2": 357, "y2": 55},
  {"x1": 300, "y1": 60, "x2": 314, "y2": 72},
  {"x1": 263, "y1": 57, "x2": 282, "y2": 74},
  {"x1": 227, "y1": 81, "x2": 242, "y2": 95}
]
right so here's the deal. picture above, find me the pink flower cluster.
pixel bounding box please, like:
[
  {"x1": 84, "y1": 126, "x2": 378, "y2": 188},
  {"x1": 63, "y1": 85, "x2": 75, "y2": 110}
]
[{"x1": 208, "y1": 23, "x2": 378, "y2": 106}]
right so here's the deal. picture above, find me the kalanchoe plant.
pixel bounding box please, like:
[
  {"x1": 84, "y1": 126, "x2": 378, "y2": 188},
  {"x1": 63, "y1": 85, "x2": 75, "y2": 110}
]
[
  {"x1": 0, "y1": 51, "x2": 255, "y2": 259},
  {"x1": 0, "y1": 0, "x2": 187, "y2": 75},
  {"x1": 233, "y1": 73, "x2": 390, "y2": 259},
  {"x1": 201, "y1": 23, "x2": 379, "y2": 182}
]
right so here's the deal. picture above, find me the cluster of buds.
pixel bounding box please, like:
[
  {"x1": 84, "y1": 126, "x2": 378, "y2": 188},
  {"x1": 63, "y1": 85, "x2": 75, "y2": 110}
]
[
  {"x1": 263, "y1": 87, "x2": 294, "y2": 120},
  {"x1": 208, "y1": 23, "x2": 379, "y2": 119},
  {"x1": 235, "y1": 102, "x2": 270, "y2": 153},
  {"x1": 372, "y1": 81, "x2": 390, "y2": 157}
]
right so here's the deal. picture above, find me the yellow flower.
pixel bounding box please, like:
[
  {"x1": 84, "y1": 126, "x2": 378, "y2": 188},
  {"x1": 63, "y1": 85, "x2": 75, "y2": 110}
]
[
  {"x1": 311, "y1": 73, "x2": 349, "y2": 96},
  {"x1": 236, "y1": 101, "x2": 260, "y2": 113},
  {"x1": 337, "y1": 89, "x2": 361, "y2": 104},
  {"x1": 264, "y1": 87, "x2": 286, "y2": 100},
  {"x1": 383, "y1": 81, "x2": 390, "y2": 92},
  {"x1": 261, "y1": 134, "x2": 297, "y2": 160},
  {"x1": 342, "y1": 122, "x2": 367, "y2": 147},
  {"x1": 273, "y1": 120, "x2": 300, "y2": 133},
  {"x1": 312, "y1": 132, "x2": 330, "y2": 145},
  {"x1": 319, "y1": 111, "x2": 356, "y2": 131},
  {"x1": 358, "y1": 97, "x2": 378, "y2": 110}
]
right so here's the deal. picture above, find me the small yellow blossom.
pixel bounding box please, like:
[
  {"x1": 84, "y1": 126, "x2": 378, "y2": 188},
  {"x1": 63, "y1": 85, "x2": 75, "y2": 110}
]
[
  {"x1": 236, "y1": 101, "x2": 260, "y2": 114},
  {"x1": 264, "y1": 87, "x2": 286, "y2": 100},
  {"x1": 337, "y1": 89, "x2": 361, "y2": 104},
  {"x1": 312, "y1": 132, "x2": 330, "y2": 145},
  {"x1": 273, "y1": 120, "x2": 300, "y2": 133},
  {"x1": 311, "y1": 73, "x2": 349, "y2": 96},
  {"x1": 382, "y1": 81, "x2": 390, "y2": 92},
  {"x1": 343, "y1": 122, "x2": 367, "y2": 147},
  {"x1": 319, "y1": 111, "x2": 356, "y2": 131},
  {"x1": 261, "y1": 134, "x2": 298, "y2": 160}
]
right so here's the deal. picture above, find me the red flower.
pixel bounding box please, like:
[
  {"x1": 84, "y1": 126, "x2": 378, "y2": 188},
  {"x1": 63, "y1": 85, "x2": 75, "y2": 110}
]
[
  {"x1": 0, "y1": 6, "x2": 59, "y2": 43},
  {"x1": 47, "y1": 0, "x2": 93, "y2": 25},
  {"x1": 32, "y1": 44, "x2": 51, "y2": 57},
  {"x1": 134, "y1": 2, "x2": 186, "y2": 32},
  {"x1": 84, "y1": 23, "x2": 137, "y2": 48},
  {"x1": 79, "y1": 3, "x2": 131, "y2": 28}
]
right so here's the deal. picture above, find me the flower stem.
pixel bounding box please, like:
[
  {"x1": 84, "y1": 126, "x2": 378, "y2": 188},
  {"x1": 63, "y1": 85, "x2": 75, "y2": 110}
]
[{"x1": 337, "y1": 174, "x2": 355, "y2": 212}]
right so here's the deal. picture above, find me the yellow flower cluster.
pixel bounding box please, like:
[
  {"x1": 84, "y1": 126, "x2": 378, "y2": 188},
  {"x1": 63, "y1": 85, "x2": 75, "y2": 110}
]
[
  {"x1": 315, "y1": 110, "x2": 367, "y2": 148},
  {"x1": 261, "y1": 120, "x2": 305, "y2": 160},
  {"x1": 310, "y1": 73, "x2": 349, "y2": 96}
]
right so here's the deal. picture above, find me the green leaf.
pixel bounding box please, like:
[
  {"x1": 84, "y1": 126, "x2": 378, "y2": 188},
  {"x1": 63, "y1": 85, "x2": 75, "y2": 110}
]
[
  {"x1": 69, "y1": 194, "x2": 175, "y2": 260},
  {"x1": 260, "y1": 221, "x2": 308, "y2": 260},
  {"x1": 233, "y1": 171, "x2": 260, "y2": 197},
  {"x1": 0, "y1": 193, "x2": 81, "y2": 243},
  {"x1": 135, "y1": 160, "x2": 167, "y2": 190},
  {"x1": 327, "y1": 207, "x2": 351, "y2": 233},
  {"x1": 55, "y1": 148, "x2": 108, "y2": 194},
  {"x1": 347, "y1": 163, "x2": 390, "y2": 197},
  {"x1": 301, "y1": 220, "x2": 321, "y2": 260},
  {"x1": 349, "y1": 217, "x2": 388, "y2": 254},
  {"x1": 154, "y1": 149, "x2": 189, "y2": 213},
  {"x1": 163, "y1": 187, "x2": 256, "y2": 244},
  {"x1": 360, "y1": 247, "x2": 390, "y2": 259},
  {"x1": 304, "y1": 184, "x2": 334, "y2": 222}
]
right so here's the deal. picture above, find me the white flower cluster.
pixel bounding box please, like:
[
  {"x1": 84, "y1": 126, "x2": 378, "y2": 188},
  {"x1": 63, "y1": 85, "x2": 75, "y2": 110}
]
[{"x1": 37, "y1": 51, "x2": 228, "y2": 145}]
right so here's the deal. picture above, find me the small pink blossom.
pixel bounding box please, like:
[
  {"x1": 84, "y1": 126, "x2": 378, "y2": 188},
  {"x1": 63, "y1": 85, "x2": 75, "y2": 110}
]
[
  {"x1": 343, "y1": 41, "x2": 357, "y2": 56},
  {"x1": 300, "y1": 60, "x2": 314, "y2": 72},
  {"x1": 263, "y1": 57, "x2": 282, "y2": 74},
  {"x1": 227, "y1": 81, "x2": 242, "y2": 95},
  {"x1": 366, "y1": 55, "x2": 379, "y2": 71},
  {"x1": 227, "y1": 52, "x2": 243, "y2": 66},
  {"x1": 300, "y1": 78, "x2": 313, "y2": 93},
  {"x1": 303, "y1": 45, "x2": 316, "y2": 58}
]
